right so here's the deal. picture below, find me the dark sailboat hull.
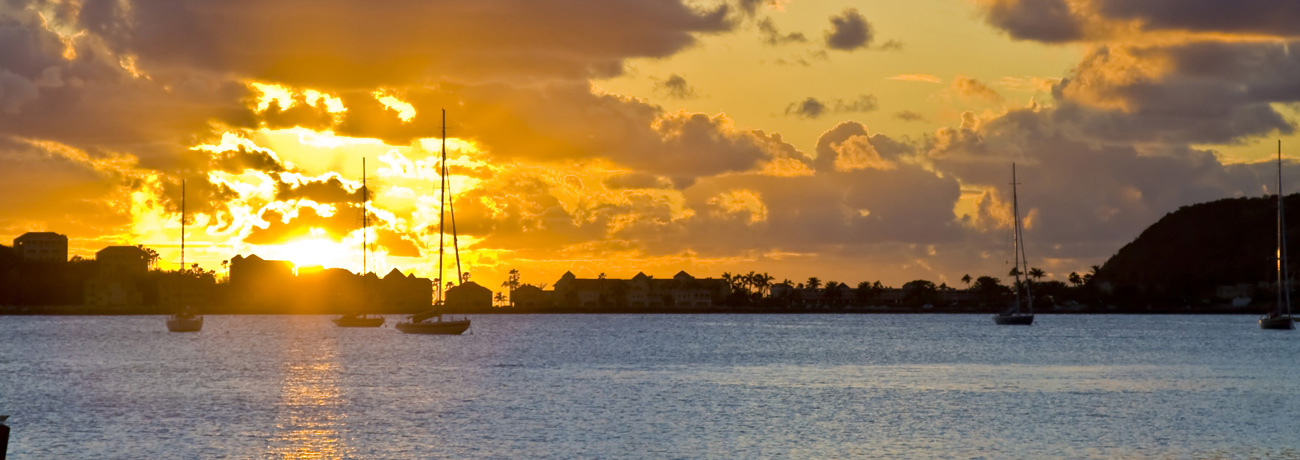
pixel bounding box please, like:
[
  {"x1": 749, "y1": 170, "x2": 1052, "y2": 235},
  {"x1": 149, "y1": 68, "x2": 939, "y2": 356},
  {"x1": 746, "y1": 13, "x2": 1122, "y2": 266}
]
[
  {"x1": 992, "y1": 314, "x2": 1034, "y2": 325},
  {"x1": 166, "y1": 315, "x2": 204, "y2": 332},
  {"x1": 333, "y1": 316, "x2": 385, "y2": 327},
  {"x1": 395, "y1": 319, "x2": 471, "y2": 335},
  {"x1": 1259, "y1": 315, "x2": 1295, "y2": 330}
]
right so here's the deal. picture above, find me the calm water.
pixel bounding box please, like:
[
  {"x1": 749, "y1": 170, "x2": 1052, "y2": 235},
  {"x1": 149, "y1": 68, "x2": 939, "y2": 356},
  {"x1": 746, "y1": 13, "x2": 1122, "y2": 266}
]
[{"x1": 1, "y1": 314, "x2": 1298, "y2": 459}]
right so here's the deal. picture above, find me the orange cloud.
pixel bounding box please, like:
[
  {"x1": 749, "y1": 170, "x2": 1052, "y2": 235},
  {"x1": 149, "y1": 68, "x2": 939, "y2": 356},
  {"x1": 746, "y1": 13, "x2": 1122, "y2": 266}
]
[{"x1": 888, "y1": 74, "x2": 942, "y2": 83}]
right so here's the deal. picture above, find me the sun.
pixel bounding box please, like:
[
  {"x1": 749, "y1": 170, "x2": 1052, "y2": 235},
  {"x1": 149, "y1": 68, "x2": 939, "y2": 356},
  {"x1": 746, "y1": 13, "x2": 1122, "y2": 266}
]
[{"x1": 261, "y1": 236, "x2": 358, "y2": 274}]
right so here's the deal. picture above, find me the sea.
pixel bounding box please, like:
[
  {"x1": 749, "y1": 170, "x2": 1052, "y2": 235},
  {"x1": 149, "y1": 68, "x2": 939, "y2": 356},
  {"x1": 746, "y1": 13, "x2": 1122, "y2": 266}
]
[{"x1": 1, "y1": 314, "x2": 1298, "y2": 459}]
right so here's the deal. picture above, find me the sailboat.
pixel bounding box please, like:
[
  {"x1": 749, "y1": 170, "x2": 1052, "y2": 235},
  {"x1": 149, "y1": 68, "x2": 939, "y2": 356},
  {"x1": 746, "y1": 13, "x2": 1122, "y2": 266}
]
[
  {"x1": 167, "y1": 180, "x2": 204, "y2": 332},
  {"x1": 1261, "y1": 140, "x2": 1295, "y2": 330},
  {"x1": 396, "y1": 109, "x2": 471, "y2": 335},
  {"x1": 334, "y1": 157, "x2": 385, "y2": 327},
  {"x1": 993, "y1": 163, "x2": 1035, "y2": 325}
]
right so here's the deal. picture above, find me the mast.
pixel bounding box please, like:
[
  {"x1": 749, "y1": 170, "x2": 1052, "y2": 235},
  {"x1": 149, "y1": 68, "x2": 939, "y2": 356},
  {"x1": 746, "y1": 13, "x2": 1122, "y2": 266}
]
[
  {"x1": 181, "y1": 179, "x2": 186, "y2": 308},
  {"x1": 1016, "y1": 166, "x2": 1034, "y2": 314},
  {"x1": 437, "y1": 109, "x2": 447, "y2": 305},
  {"x1": 1279, "y1": 140, "x2": 1291, "y2": 316},
  {"x1": 362, "y1": 157, "x2": 368, "y2": 309},
  {"x1": 447, "y1": 109, "x2": 464, "y2": 286},
  {"x1": 1011, "y1": 164, "x2": 1022, "y2": 314}
]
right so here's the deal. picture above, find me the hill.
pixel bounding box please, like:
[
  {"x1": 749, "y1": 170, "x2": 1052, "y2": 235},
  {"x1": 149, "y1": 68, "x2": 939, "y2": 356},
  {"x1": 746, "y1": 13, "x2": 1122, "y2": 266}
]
[{"x1": 1094, "y1": 194, "x2": 1298, "y2": 303}]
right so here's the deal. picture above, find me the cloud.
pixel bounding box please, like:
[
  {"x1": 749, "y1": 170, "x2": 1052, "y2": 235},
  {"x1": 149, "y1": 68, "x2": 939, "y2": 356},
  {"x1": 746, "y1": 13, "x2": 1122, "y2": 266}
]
[
  {"x1": 976, "y1": 0, "x2": 1084, "y2": 43},
  {"x1": 0, "y1": 136, "x2": 135, "y2": 240},
  {"x1": 996, "y1": 76, "x2": 1059, "y2": 92},
  {"x1": 655, "y1": 74, "x2": 699, "y2": 99},
  {"x1": 786, "y1": 97, "x2": 828, "y2": 119},
  {"x1": 0, "y1": 13, "x2": 256, "y2": 147},
  {"x1": 1052, "y1": 42, "x2": 1299, "y2": 144},
  {"x1": 757, "y1": 17, "x2": 807, "y2": 45},
  {"x1": 824, "y1": 8, "x2": 873, "y2": 51},
  {"x1": 783, "y1": 95, "x2": 877, "y2": 119},
  {"x1": 952, "y1": 75, "x2": 1004, "y2": 103},
  {"x1": 1094, "y1": 0, "x2": 1300, "y2": 37},
  {"x1": 978, "y1": 0, "x2": 1300, "y2": 42},
  {"x1": 889, "y1": 74, "x2": 942, "y2": 83},
  {"x1": 80, "y1": 0, "x2": 732, "y2": 89},
  {"x1": 894, "y1": 110, "x2": 927, "y2": 122}
]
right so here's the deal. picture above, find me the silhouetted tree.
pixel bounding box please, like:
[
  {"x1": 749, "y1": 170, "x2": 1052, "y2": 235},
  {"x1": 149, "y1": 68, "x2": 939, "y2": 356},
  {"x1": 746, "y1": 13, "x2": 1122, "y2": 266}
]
[
  {"x1": 806, "y1": 277, "x2": 822, "y2": 290},
  {"x1": 1068, "y1": 271, "x2": 1083, "y2": 287},
  {"x1": 502, "y1": 268, "x2": 521, "y2": 306},
  {"x1": 856, "y1": 281, "x2": 874, "y2": 304},
  {"x1": 901, "y1": 280, "x2": 939, "y2": 307},
  {"x1": 138, "y1": 244, "x2": 160, "y2": 270},
  {"x1": 971, "y1": 276, "x2": 1008, "y2": 306},
  {"x1": 825, "y1": 281, "x2": 843, "y2": 306},
  {"x1": 961, "y1": 274, "x2": 972, "y2": 288}
]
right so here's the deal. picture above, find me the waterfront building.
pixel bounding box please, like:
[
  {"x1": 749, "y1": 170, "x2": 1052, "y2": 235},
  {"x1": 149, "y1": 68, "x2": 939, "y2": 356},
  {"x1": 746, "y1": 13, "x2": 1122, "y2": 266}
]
[{"x1": 13, "y1": 232, "x2": 67, "y2": 262}]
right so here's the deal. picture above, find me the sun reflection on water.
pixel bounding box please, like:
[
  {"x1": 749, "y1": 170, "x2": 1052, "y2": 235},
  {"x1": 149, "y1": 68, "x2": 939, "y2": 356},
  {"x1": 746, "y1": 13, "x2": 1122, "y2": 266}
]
[{"x1": 266, "y1": 340, "x2": 349, "y2": 459}]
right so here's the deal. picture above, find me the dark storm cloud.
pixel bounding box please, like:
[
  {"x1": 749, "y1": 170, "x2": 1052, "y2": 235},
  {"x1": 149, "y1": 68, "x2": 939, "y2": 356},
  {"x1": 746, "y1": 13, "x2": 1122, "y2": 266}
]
[
  {"x1": 0, "y1": 136, "x2": 131, "y2": 235},
  {"x1": 78, "y1": 0, "x2": 732, "y2": 88},
  {"x1": 320, "y1": 82, "x2": 794, "y2": 185},
  {"x1": 978, "y1": 0, "x2": 1300, "y2": 42},
  {"x1": 0, "y1": 11, "x2": 256, "y2": 146},
  {"x1": 1095, "y1": 0, "x2": 1300, "y2": 37},
  {"x1": 824, "y1": 8, "x2": 873, "y2": 51},
  {"x1": 978, "y1": 0, "x2": 1082, "y2": 43},
  {"x1": 655, "y1": 74, "x2": 698, "y2": 100},
  {"x1": 926, "y1": 107, "x2": 1300, "y2": 265},
  {"x1": 1054, "y1": 42, "x2": 1300, "y2": 144},
  {"x1": 786, "y1": 97, "x2": 827, "y2": 119},
  {"x1": 757, "y1": 17, "x2": 807, "y2": 45},
  {"x1": 275, "y1": 175, "x2": 360, "y2": 205},
  {"x1": 784, "y1": 95, "x2": 877, "y2": 119},
  {"x1": 894, "y1": 110, "x2": 927, "y2": 122},
  {"x1": 212, "y1": 145, "x2": 289, "y2": 175}
]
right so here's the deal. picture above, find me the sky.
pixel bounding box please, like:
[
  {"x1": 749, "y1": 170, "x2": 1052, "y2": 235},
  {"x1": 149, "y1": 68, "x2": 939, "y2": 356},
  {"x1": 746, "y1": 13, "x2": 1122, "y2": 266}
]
[{"x1": 4, "y1": 0, "x2": 1300, "y2": 293}]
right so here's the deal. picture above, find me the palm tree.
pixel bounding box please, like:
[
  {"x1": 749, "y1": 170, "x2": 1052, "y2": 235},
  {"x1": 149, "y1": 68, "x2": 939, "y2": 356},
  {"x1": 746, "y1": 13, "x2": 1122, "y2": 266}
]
[
  {"x1": 756, "y1": 272, "x2": 774, "y2": 296},
  {"x1": 805, "y1": 276, "x2": 822, "y2": 290},
  {"x1": 961, "y1": 273, "x2": 972, "y2": 288},
  {"x1": 138, "y1": 244, "x2": 160, "y2": 270},
  {"x1": 501, "y1": 269, "x2": 522, "y2": 307},
  {"x1": 1008, "y1": 267, "x2": 1021, "y2": 278},
  {"x1": 1082, "y1": 265, "x2": 1100, "y2": 284},
  {"x1": 1068, "y1": 271, "x2": 1082, "y2": 287},
  {"x1": 1028, "y1": 267, "x2": 1046, "y2": 282},
  {"x1": 824, "y1": 281, "x2": 843, "y2": 305},
  {"x1": 493, "y1": 292, "x2": 506, "y2": 307}
]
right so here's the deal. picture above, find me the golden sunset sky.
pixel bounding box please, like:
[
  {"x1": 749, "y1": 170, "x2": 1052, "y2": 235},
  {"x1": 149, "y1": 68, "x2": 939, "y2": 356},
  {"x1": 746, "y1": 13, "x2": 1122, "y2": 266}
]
[{"x1": 3, "y1": 0, "x2": 1300, "y2": 291}]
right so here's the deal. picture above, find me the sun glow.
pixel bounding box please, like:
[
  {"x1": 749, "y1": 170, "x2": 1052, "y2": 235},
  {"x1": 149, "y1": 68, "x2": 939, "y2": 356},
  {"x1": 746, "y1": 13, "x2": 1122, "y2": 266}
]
[
  {"x1": 374, "y1": 90, "x2": 416, "y2": 122},
  {"x1": 261, "y1": 237, "x2": 358, "y2": 274}
]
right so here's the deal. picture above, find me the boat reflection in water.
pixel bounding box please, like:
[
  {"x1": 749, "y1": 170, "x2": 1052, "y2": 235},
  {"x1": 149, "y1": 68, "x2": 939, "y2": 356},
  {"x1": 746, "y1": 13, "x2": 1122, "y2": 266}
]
[{"x1": 265, "y1": 338, "x2": 347, "y2": 459}]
